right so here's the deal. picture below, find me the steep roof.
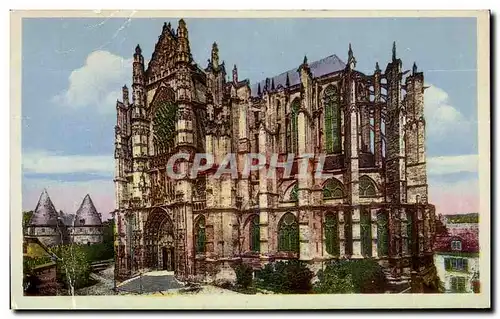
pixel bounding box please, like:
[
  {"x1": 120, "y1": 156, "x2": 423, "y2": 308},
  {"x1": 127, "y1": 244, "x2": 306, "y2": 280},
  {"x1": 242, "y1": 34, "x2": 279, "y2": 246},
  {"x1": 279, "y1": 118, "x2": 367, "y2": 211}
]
[
  {"x1": 434, "y1": 229, "x2": 479, "y2": 254},
  {"x1": 73, "y1": 194, "x2": 102, "y2": 226},
  {"x1": 251, "y1": 54, "x2": 346, "y2": 97},
  {"x1": 29, "y1": 189, "x2": 60, "y2": 226}
]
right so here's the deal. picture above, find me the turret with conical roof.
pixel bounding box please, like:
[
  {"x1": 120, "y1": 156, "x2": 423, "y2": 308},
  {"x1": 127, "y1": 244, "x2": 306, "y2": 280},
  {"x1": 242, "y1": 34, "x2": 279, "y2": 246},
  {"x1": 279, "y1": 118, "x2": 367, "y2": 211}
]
[
  {"x1": 70, "y1": 194, "x2": 103, "y2": 245},
  {"x1": 30, "y1": 189, "x2": 59, "y2": 226},
  {"x1": 74, "y1": 194, "x2": 102, "y2": 226},
  {"x1": 27, "y1": 189, "x2": 67, "y2": 246}
]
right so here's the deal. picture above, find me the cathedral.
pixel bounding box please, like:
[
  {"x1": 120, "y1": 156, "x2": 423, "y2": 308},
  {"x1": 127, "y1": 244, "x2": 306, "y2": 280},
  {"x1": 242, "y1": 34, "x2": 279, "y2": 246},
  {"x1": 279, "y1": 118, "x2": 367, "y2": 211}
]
[{"x1": 113, "y1": 19, "x2": 437, "y2": 289}]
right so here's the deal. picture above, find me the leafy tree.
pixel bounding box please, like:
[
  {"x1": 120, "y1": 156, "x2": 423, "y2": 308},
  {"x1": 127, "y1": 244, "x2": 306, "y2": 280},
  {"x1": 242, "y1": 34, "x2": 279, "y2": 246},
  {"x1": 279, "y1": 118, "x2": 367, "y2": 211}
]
[
  {"x1": 23, "y1": 211, "x2": 33, "y2": 229},
  {"x1": 235, "y1": 263, "x2": 253, "y2": 289},
  {"x1": 51, "y1": 244, "x2": 92, "y2": 293}
]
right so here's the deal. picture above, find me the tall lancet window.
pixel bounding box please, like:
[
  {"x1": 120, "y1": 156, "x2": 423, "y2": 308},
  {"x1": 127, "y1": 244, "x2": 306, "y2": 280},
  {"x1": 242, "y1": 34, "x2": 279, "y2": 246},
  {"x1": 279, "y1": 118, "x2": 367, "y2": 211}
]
[
  {"x1": 287, "y1": 99, "x2": 300, "y2": 154},
  {"x1": 249, "y1": 215, "x2": 260, "y2": 252},
  {"x1": 278, "y1": 213, "x2": 299, "y2": 253},
  {"x1": 324, "y1": 212, "x2": 339, "y2": 256},
  {"x1": 195, "y1": 216, "x2": 206, "y2": 254},
  {"x1": 324, "y1": 85, "x2": 341, "y2": 154}
]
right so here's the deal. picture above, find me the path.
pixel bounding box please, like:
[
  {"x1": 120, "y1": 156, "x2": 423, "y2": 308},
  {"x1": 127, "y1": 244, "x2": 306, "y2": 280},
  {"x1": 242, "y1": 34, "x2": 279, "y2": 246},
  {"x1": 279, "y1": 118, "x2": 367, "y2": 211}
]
[{"x1": 116, "y1": 270, "x2": 185, "y2": 294}]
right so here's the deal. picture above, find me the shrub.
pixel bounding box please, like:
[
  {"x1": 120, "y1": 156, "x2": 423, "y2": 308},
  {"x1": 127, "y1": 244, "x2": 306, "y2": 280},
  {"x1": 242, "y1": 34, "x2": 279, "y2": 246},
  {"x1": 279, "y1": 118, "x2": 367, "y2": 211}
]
[
  {"x1": 235, "y1": 263, "x2": 253, "y2": 288},
  {"x1": 314, "y1": 259, "x2": 387, "y2": 294},
  {"x1": 255, "y1": 260, "x2": 314, "y2": 294}
]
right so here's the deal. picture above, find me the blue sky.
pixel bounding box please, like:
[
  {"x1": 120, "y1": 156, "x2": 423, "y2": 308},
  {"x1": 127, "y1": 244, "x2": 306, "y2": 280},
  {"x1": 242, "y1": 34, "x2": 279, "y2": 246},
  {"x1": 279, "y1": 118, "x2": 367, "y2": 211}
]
[{"x1": 21, "y1": 17, "x2": 479, "y2": 217}]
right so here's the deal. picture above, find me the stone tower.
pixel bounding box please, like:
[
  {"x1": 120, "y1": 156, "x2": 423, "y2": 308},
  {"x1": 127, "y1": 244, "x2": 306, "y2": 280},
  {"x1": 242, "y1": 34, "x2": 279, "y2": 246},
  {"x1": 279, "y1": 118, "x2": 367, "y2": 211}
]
[
  {"x1": 71, "y1": 194, "x2": 103, "y2": 245},
  {"x1": 27, "y1": 189, "x2": 67, "y2": 246}
]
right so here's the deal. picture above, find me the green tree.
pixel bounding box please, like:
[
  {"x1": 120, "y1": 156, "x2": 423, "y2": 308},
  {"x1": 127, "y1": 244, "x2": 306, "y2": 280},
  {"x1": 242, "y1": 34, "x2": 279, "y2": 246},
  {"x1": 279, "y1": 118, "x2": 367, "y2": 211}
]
[
  {"x1": 51, "y1": 244, "x2": 92, "y2": 293},
  {"x1": 23, "y1": 211, "x2": 33, "y2": 230}
]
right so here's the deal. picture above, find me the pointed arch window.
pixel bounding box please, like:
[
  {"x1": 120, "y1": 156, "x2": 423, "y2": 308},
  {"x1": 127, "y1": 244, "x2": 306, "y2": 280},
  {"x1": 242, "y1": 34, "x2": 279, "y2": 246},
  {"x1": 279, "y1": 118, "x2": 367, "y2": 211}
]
[
  {"x1": 323, "y1": 178, "x2": 344, "y2": 199},
  {"x1": 360, "y1": 207, "x2": 372, "y2": 257},
  {"x1": 250, "y1": 215, "x2": 260, "y2": 252},
  {"x1": 324, "y1": 213, "x2": 339, "y2": 255},
  {"x1": 287, "y1": 99, "x2": 300, "y2": 154},
  {"x1": 153, "y1": 100, "x2": 178, "y2": 155},
  {"x1": 290, "y1": 184, "x2": 299, "y2": 202},
  {"x1": 324, "y1": 85, "x2": 341, "y2": 154},
  {"x1": 195, "y1": 216, "x2": 206, "y2": 254},
  {"x1": 377, "y1": 210, "x2": 389, "y2": 256},
  {"x1": 278, "y1": 213, "x2": 299, "y2": 252},
  {"x1": 359, "y1": 176, "x2": 377, "y2": 197}
]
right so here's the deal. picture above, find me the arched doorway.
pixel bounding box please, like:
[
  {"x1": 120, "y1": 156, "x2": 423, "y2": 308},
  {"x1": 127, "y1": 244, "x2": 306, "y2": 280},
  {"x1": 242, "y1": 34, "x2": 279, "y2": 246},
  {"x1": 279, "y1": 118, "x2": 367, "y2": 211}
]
[{"x1": 144, "y1": 208, "x2": 175, "y2": 271}]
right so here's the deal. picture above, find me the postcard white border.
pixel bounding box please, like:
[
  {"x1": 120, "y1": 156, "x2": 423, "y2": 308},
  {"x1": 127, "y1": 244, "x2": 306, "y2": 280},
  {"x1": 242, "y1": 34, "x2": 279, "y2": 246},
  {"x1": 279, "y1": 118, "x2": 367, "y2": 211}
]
[{"x1": 10, "y1": 9, "x2": 491, "y2": 310}]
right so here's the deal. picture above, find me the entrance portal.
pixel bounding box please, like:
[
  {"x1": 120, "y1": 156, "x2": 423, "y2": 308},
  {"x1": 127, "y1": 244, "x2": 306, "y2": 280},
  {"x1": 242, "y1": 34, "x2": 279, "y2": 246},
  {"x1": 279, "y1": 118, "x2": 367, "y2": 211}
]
[{"x1": 144, "y1": 208, "x2": 175, "y2": 270}]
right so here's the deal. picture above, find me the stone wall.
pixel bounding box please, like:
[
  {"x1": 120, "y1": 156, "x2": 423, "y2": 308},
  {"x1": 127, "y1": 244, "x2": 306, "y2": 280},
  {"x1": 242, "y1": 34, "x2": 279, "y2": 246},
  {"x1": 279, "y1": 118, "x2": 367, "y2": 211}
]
[{"x1": 70, "y1": 226, "x2": 104, "y2": 245}]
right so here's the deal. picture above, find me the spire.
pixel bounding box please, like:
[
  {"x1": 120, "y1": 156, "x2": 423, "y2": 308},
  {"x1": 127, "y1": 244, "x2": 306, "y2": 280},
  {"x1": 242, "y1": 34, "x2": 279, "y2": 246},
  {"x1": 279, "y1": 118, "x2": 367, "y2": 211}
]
[
  {"x1": 347, "y1": 43, "x2": 357, "y2": 69},
  {"x1": 286, "y1": 72, "x2": 290, "y2": 87},
  {"x1": 232, "y1": 64, "x2": 238, "y2": 83},
  {"x1": 176, "y1": 19, "x2": 191, "y2": 63},
  {"x1": 135, "y1": 44, "x2": 142, "y2": 56},
  {"x1": 375, "y1": 62, "x2": 380, "y2": 72},
  {"x1": 303, "y1": 55, "x2": 308, "y2": 65},
  {"x1": 122, "y1": 85, "x2": 129, "y2": 105},
  {"x1": 271, "y1": 78, "x2": 275, "y2": 90},
  {"x1": 257, "y1": 83, "x2": 262, "y2": 96},
  {"x1": 413, "y1": 62, "x2": 418, "y2": 75},
  {"x1": 163, "y1": 22, "x2": 168, "y2": 32},
  {"x1": 211, "y1": 42, "x2": 220, "y2": 70},
  {"x1": 264, "y1": 78, "x2": 270, "y2": 92},
  {"x1": 392, "y1": 41, "x2": 397, "y2": 61}
]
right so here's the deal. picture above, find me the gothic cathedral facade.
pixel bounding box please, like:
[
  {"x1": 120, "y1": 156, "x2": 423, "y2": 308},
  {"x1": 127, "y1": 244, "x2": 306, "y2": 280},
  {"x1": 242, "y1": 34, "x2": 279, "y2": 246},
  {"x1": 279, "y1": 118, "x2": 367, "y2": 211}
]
[{"x1": 113, "y1": 20, "x2": 437, "y2": 287}]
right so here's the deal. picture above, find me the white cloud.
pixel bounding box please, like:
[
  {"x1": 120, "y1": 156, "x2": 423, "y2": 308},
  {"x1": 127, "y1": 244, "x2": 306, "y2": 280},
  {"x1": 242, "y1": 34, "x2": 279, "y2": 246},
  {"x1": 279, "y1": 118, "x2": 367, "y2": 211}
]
[
  {"x1": 424, "y1": 84, "x2": 473, "y2": 138},
  {"x1": 427, "y1": 154, "x2": 478, "y2": 176},
  {"x1": 22, "y1": 178, "x2": 115, "y2": 218},
  {"x1": 52, "y1": 50, "x2": 132, "y2": 114},
  {"x1": 23, "y1": 150, "x2": 113, "y2": 175}
]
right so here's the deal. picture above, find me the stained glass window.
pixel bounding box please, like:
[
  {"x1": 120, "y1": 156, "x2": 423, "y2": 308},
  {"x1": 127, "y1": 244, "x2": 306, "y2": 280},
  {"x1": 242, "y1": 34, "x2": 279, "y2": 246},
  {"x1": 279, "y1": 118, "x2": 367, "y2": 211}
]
[
  {"x1": 287, "y1": 99, "x2": 300, "y2": 154},
  {"x1": 324, "y1": 213, "x2": 339, "y2": 255},
  {"x1": 250, "y1": 215, "x2": 260, "y2": 252},
  {"x1": 153, "y1": 100, "x2": 178, "y2": 155},
  {"x1": 278, "y1": 213, "x2": 299, "y2": 252},
  {"x1": 361, "y1": 207, "x2": 372, "y2": 257},
  {"x1": 323, "y1": 178, "x2": 344, "y2": 199},
  {"x1": 377, "y1": 210, "x2": 389, "y2": 256},
  {"x1": 324, "y1": 86, "x2": 341, "y2": 154},
  {"x1": 359, "y1": 176, "x2": 377, "y2": 197},
  {"x1": 290, "y1": 184, "x2": 299, "y2": 202},
  {"x1": 195, "y1": 216, "x2": 206, "y2": 254}
]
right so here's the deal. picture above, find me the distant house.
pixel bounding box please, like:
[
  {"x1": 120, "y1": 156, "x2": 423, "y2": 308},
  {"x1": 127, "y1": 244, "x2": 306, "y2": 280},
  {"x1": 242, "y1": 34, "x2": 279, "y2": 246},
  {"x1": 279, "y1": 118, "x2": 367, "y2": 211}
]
[
  {"x1": 444, "y1": 213, "x2": 479, "y2": 235},
  {"x1": 433, "y1": 230, "x2": 480, "y2": 293}
]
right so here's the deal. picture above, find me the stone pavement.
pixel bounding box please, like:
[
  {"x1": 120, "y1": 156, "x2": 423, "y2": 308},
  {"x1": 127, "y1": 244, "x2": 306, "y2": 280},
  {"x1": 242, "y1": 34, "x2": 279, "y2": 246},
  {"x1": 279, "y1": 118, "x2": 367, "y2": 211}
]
[{"x1": 116, "y1": 270, "x2": 185, "y2": 294}]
